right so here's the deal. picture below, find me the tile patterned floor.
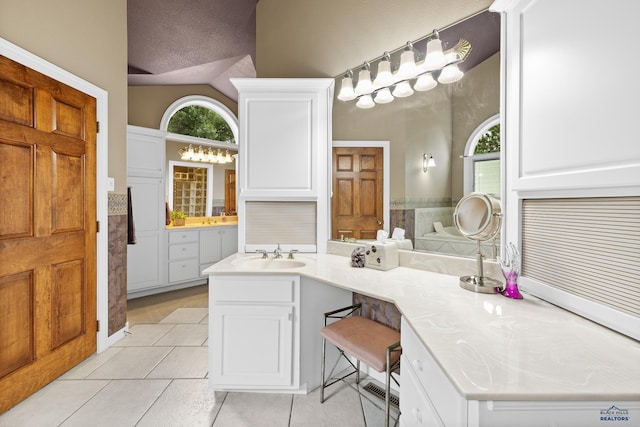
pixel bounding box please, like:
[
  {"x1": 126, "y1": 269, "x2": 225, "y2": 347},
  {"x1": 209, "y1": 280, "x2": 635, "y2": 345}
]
[{"x1": 0, "y1": 301, "x2": 396, "y2": 426}]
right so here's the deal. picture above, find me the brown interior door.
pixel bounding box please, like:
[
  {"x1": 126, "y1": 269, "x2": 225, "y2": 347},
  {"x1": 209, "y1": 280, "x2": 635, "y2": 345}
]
[
  {"x1": 332, "y1": 147, "x2": 384, "y2": 240},
  {"x1": 0, "y1": 55, "x2": 97, "y2": 412},
  {"x1": 225, "y1": 169, "x2": 236, "y2": 215}
]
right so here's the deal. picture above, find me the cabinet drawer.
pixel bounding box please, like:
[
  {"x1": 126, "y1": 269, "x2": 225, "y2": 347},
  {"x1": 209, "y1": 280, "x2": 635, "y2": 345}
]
[
  {"x1": 400, "y1": 355, "x2": 444, "y2": 427},
  {"x1": 169, "y1": 258, "x2": 200, "y2": 283},
  {"x1": 212, "y1": 276, "x2": 297, "y2": 303},
  {"x1": 169, "y1": 243, "x2": 199, "y2": 260},
  {"x1": 401, "y1": 317, "x2": 466, "y2": 427},
  {"x1": 169, "y1": 230, "x2": 198, "y2": 244}
]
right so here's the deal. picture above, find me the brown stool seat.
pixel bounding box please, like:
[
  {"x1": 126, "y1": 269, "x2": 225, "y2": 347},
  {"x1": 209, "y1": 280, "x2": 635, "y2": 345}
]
[{"x1": 321, "y1": 316, "x2": 401, "y2": 372}]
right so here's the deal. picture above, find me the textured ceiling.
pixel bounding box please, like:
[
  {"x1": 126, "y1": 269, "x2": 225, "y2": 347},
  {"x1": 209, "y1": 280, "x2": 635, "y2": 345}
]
[
  {"x1": 127, "y1": 0, "x2": 257, "y2": 102},
  {"x1": 127, "y1": 2, "x2": 498, "y2": 103}
]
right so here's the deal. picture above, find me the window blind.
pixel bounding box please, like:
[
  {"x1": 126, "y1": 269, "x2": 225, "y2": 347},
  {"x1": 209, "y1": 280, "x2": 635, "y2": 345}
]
[
  {"x1": 522, "y1": 197, "x2": 640, "y2": 319},
  {"x1": 245, "y1": 201, "x2": 317, "y2": 245}
]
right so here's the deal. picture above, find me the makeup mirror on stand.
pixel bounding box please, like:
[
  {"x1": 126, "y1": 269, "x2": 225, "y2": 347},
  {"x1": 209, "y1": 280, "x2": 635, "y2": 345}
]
[{"x1": 453, "y1": 192, "x2": 503, "y2": 293}]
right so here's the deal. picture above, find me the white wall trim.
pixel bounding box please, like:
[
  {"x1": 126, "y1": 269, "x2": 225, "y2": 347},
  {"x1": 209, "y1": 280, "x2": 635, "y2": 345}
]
[
  {"x1": 0, "y1": 37, "x2": 111, "y2": 352},
  {"x1": 332, "y1": 141, "x2": 391, "y2": 235}
]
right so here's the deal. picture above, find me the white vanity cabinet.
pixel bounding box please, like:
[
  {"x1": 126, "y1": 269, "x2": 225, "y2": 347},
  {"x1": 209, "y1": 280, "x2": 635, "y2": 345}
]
[
  {"x1": 208, "y1": 272, "x2": 352, "y2": 393},
  {"x1": 199, "y1": 226, "x2": 238, "y2": 277},
  {"x1": 210, "y1": 275, "x2": 300, "y2": 389},
  {"x1": 400, "y1": 317, "x2": 466, "y2": 427}
]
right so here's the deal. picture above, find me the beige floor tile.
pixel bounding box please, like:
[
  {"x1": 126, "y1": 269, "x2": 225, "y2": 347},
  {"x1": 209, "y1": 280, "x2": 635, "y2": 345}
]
[
  {"x1": 200, "y1": 314, "x2": 209, "y2": 324},
  {"x1": 113, "y1": 323, "x2": 175, "y2": 347},
  {"x1": 147, "y1": 346, "x2": 209, "y2": 379},
  {"x1": 159, "y1": 307, "x2": 209, "y2": 323},
  {"x1": 0, "y1": 379, "x2": 109, "y2": 427},
  {"x1": 59, "y1": 346, "x2": 125, "y2": 379},
  {"x1": 154, "y1": 323, "x2": 208, "y2": 346},
  {"x1": 137, "y1": 379, "x2": 225, "y2": 427},
  {"x1": 60, "y1": 379, "x2": 170, "y2": 427},
  {"x1": 290, "y1": 381, "x2": 366, "y2": 427},
  {"x1": 85, "y1": 346, "x2": 173, "y2": 379},
  {"x1": 212, "y1": 392, "x2": 293, "y2": 427}
]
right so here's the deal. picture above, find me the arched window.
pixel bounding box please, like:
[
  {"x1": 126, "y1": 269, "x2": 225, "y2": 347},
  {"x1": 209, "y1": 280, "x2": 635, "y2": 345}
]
[
  {"x1": 463, "y1": 114, "x2": 500, "y2": 196},
  {"x1": 160, "y1": 95, "x2": 239, "y2": 143}
]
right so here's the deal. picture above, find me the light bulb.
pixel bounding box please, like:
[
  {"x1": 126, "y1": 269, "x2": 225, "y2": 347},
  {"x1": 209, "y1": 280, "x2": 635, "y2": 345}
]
[
  {"x1": 374, "y1": 87, "x2": 394, "y2": 104},
  {"x1": 414, "y1": 73, "x2": 437, "y2": 91},
  {"x1": 373, "y1": 54, "x2": 394, "y2": 88},
  {"x1": 397, "y1": 47, "x2": 418, "y2": 79},
  {"x1": 337, "y1": 74, "x2": 356, "y2": 101},
  {"x1": 438, "y1": 64, "x2": 463, "y2": 84},
  {"x1": 392, "y1": 81, "x2": 414, "y2": 98},
  {"x1": 356, "y1": 94, "x2": 375, "y2": 109},
  {"x1": 423, "y1": 38, "x2": 446, "y2": 71},
  {"x1": 354, "y1": 67, "x2": 373, "y2": 95}
]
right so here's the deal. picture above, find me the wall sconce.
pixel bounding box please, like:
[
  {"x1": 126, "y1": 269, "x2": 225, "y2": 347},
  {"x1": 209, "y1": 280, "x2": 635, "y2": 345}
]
[
  {"x1": 423, "y1": 154, "x2": 436, "y2": 172},
  {"x1": 178, "y1": 144, "x2": 234, "y2": 164},
  {"x1": 336, "y1": 26, "x2": 472, "y2": 109}
]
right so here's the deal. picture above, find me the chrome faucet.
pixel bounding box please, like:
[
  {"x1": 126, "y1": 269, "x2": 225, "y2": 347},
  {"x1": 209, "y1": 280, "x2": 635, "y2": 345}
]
[
  {"x1": 288, "y1": 249, "x2": 299, "y2": 259},
  {"x1": 255, "y1": 249, "x2": 268, "y2": 259},
  {"x1": 273, "y1": 243, "x2": 283, "y2": 259}
]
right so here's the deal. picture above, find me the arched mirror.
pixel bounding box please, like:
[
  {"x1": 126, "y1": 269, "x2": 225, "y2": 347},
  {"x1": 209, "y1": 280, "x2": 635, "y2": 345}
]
[
  {"x1": 160, "y1": 96, "x2": 239, "y2": 217},
  {"x1": 453, "y1": 192, "x2": 502, "y2": 293}
]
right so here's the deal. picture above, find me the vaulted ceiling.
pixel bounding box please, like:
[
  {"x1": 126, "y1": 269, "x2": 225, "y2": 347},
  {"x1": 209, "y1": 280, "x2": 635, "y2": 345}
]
[
  {"x1": 127, "y1": 1, "x2": 499, "y2": 103},
  {"x1": 127, "y1": 0, "x2": 257, "y2": 102}
]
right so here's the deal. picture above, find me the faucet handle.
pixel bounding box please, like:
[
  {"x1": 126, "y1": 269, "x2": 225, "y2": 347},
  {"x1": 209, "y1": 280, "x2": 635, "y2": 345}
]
[{"x1": 288, "y1": 249, "x2": 299, "y2": 259}]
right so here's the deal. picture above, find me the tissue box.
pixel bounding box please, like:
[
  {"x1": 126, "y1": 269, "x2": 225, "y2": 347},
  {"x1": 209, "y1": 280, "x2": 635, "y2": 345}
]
[{"x1": 364, "y1": 241, "x2": 399, "y2": 271}]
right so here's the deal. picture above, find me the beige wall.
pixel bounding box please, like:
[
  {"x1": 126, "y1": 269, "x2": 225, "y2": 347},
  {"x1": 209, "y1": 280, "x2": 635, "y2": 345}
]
[
  {"x1": 0, "y1": 0, "x2": 128, "y2": 193},
  {"x1": 128, "y1": 85, "x2": 237, "y2": 129}
]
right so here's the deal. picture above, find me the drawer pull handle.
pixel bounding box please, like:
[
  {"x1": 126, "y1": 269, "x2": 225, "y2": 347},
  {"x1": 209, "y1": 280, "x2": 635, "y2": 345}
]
[
  {"x1": 413, "y1": 407, "x2": 422, "y2": 423},
  {"x1": 413, "y1": 359, "x2": 423, "y2": 372}
]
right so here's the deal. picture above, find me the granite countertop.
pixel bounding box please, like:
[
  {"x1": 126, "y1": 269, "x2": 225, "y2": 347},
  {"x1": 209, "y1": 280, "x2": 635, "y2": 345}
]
[{"x1": 204, "y1": 252, "x2": 640, "y2": 402}]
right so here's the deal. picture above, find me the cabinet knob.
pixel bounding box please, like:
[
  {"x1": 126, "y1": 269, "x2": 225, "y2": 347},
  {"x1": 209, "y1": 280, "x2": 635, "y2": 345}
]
[{"x1": 412, "y1": 359, "x2": 423, "y2": 372}]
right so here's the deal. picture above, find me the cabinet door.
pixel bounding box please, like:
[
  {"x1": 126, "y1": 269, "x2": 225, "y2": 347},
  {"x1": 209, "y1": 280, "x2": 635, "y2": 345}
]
[
  {"x1": 200, "y1": 229, "x2": 223, "y2": 264},
  {"x1": 220, "y1": 227, "x2": 238, "y2": 258},
  {"x1": 211, "y1": 304, "x2": 294, "y2": 387},
  {"x1": 127, "y1": 125, "x2": 165, "y2": 177},
  {"x1": 127, "y1": 176, "x2": 165, "y2": 292}
]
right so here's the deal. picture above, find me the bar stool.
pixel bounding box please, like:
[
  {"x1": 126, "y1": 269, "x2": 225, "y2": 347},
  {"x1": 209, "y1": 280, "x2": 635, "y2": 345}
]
[{"x1": 320, "y1": 303, "x2": 401, "y2": 427}]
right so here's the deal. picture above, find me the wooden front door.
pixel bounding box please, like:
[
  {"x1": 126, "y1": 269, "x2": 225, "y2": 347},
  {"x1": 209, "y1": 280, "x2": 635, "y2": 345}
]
[
  {"x1": 332, "y1": 147, "x2": 384, "y2": 240},
  {"x1": 0, "y1": 55, "x2": 97, "y2": 412}
]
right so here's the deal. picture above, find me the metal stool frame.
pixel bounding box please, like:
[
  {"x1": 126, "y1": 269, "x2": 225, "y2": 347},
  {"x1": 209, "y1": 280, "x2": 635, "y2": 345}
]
[{"x1": 320, "y1": 303, "x2": 401, "y2": 427}]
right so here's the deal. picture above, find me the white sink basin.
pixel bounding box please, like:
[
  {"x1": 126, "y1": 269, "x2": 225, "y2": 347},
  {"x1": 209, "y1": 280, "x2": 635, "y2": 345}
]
[{"x1": 232, "y1": 257, "x2": 307, "y2": 270}]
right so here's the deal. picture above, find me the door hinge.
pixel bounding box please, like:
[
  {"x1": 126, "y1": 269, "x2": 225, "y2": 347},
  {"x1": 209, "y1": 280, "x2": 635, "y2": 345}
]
[
  {"x1": 96, "y1": 320, "x2": 100, "y2": 332},
  {"x1": 96, "y1": 220, "x2": 100, "y2": 233},
  {"x1": 96, "y1": 121, "x2": 100, "y2": 133}
]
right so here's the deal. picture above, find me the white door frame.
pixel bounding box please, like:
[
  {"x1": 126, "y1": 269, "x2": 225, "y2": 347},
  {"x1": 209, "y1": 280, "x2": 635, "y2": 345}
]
[
  {"x1": 331, "y1": 141, "x2": 390, "y2": 236},
  {"x1": 0, "y1": 38, "x2": 113, "y2": 352}
]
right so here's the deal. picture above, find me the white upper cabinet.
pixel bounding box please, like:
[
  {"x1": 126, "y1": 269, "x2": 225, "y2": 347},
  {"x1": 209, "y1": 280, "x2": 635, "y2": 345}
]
[
  {"x1": 499, "y1": 0, "x2": 640, "y2": 195},
  {"x1": 127, "y1": 125, "x2": 166, "y2": 178},
  {"x1": 231, "y1": 78, "x2": 334, "y2": 199}
]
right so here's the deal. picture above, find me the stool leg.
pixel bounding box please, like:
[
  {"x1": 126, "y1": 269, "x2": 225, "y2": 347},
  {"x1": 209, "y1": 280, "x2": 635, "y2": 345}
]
[
  {"x1": 385, "y1": 348, "x2": 391, "y2": 427},
  {"x1": 320, "y1": 336, "x2": 327, "y2": 403}
]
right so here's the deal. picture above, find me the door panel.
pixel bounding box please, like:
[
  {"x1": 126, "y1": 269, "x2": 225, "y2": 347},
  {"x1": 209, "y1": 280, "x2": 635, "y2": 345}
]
[
  {"x1": 332, "y1": 147, "x2": 384, "y2": 240},
  {"x1": 0, "y1": 55, "x2": 96, "y2": 412}
]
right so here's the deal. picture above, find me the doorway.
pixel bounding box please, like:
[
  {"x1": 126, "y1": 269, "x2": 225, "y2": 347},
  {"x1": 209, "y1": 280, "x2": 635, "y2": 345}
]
[{"x1": 331, "y1": 141, "x2": 390, "y2": 241}]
